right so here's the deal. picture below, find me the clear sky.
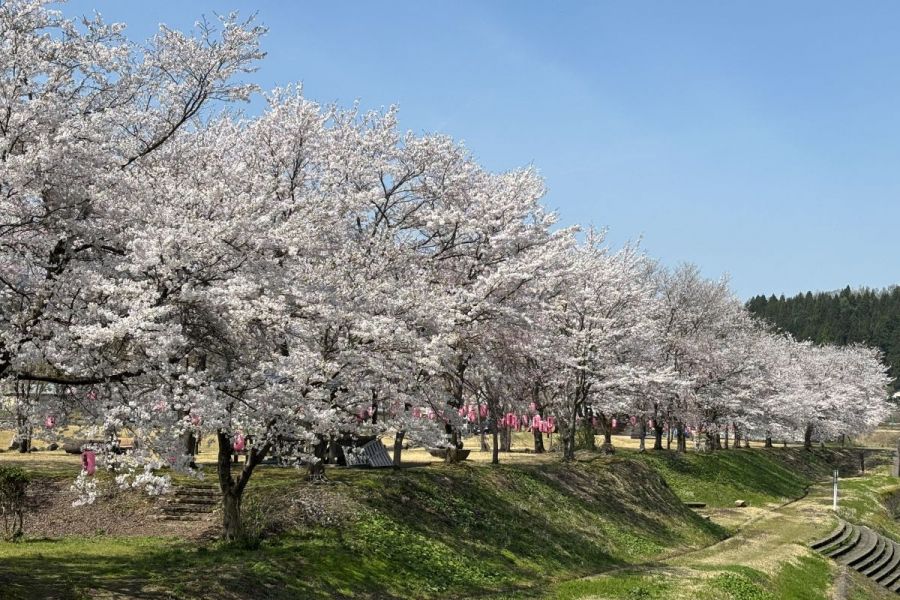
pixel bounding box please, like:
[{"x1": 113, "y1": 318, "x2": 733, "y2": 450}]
[{"x1": 62, "y1": 0, "x2": 900, "y2": 299}]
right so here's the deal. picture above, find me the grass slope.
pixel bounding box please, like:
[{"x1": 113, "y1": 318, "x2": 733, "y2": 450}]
[
  {"x1": 0, "y1": 445, "x2": 887, "y2": 599},
  {"x1": 0, "y1": 456, "x2": 722, "y2": 599}
]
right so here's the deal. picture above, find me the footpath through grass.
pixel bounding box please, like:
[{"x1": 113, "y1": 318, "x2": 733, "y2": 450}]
[{"x1": 539, "y1": 447, "x2": 898, "y2": 600}]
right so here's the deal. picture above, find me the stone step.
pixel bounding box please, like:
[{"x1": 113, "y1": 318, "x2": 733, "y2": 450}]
[
  {"x1": 810, "y1": 520, "x2": 847, "y2": 550},
  {"x1": 853, "y1": 533, "x2": 893, "y2": 575},
  {"x1": 827, "y1": 524, "x2": 861, "y2": 559},
  {"x1": 169, "y1": 496, "x2": 218, "y2": 505},
  {"x1": 159, "y1": 514, "x2": 206, "y2": 522},
  {"x1": 842, "y1": 527, "x2": 878, "y2": 567},
  {"x1": 861, "y1": 536, "x2": 893, "y2": 576},
  {"x1": 880, "y1": 559, "x2": 900, "y2": 588},
  {"x1": 174, "y1": 488, "x2": 218, "y2": 497},
  {"x1": 872, "y1": 541, "x2": 900, "y2": 584},
  {"x1": 821, "y1": 521, "x2": 856, "y2": 555},
  {"x1": 162, "y1": 504, "x2": 215, "y2": 514}
]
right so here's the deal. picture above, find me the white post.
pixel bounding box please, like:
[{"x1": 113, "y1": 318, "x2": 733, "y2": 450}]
[{"x1": 833, "y1": 469, "x2": 839, "y2": 511}]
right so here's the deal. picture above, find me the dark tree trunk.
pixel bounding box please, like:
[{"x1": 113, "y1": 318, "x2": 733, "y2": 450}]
[
  {"x1": 217, "y1": 434, "x2": 244, "y2": 542},
  {"x1": 217, "y1": 431, "x2": 270, "y2": 543},
  {"x1": 500, "y1": 427, "x2": 511, "y2": 452},
  {"x1": 803, "y1": 423, "x2": 813, "y2": 451},
  {"x1": 724, "y1": 427, "x2": 729, "y2": 449},
  {"x1": 653, "y1": 422, "x2": 664, "y2": 450},
  {"x1": 492, "y1": 427, "x2": 499, "y2": 465},
  {"x1": 764, "y1": 435, "x2": 773, "y2": 448},
  {"x1": 563, "y1": 411, "x2": 577, "y2": 461},
  {"x1": 533, "y1": 428, "x2": 545, "y2": 454},
  {"x1": 581, "y1": 411, "x2": 597, "y2": 452},
  {"x1": 222, "y1": 488, "x2": 242, "y2": 542},
  {"x1": 392, "y1": 430, "x2": 405, "y2": 467},
  {"x1": 733, "y1": 426, "x2": 741, "y2": 449},
  {"x1": 477, "y1": 403, "x2": 489, "y2": 451},
  {"x1": 714, "y1": 433, "x2": 722, "y2": 450},
  {"x1": 676, "y1": 423, "x2": 687, "y2": 453}
]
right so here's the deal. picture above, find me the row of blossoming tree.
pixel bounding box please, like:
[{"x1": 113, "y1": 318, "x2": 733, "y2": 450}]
[{"x1": 0, "y1": 1, "x2": 892, "y2": 539}]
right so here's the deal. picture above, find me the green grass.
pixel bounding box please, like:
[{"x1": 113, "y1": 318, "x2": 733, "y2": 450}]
[
  {"x1": 548, "y1": 571, "x2": 675, "y2": 600},
  {"x1": 1, "y1": 446, "x2": 882, "y2": 599},
  {"x1": 0, "y1": 456, "x2": 725, "y2": 599}
]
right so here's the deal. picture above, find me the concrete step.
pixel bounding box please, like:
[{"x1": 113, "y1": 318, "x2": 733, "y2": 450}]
[
  {"x1": 871, "y1": 541, "x2": 900, "y2": 585},
  {"x1": 810, "y1": 520, "x2": 847, "y2": 550},
  {"x1": 169, "y1": 496, "x2": 218, "y2": 505},
  {"x1": 821, "y1": 521, "x2": 856, "y2": 555},
  {"x1": 162, "y1": 504, "x2": 215, "y2": 514},
  {"x1": 861, "y1": 536, "x2": 893, "y2": 576},
  {"x1": 880, "y1": 559, "x2": 900, "y2": 588},
  {"x1": 842, "y1": 527, "x2": 878, "y2": 567},
  {"x1": 869, "y1": 540, "x2": 900, "y2": 583},
  {"x1": 159, "y1": 514, "x2": 206, "y2": 522},
  {"x1": 827, "y1": 524, "x2": 861, "y2": 559},
  {"x1": 175, "y1": 488, "x2": 218, "y2": 496}
]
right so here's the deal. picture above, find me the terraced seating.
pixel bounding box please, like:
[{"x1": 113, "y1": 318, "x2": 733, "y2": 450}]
[{"x1": 811, "y1": 518, "x2": 900, "y2": 594}]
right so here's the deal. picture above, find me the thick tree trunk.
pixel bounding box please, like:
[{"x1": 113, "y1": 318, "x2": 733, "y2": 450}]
[
  {"x1": 222, "y1": 489, "x2": 243, "y2": 542},
  {"x1": 723, "y1": 427, "x2": 729, "y2": 449},
  {"x1": 764, "y1": 435, "x2": 773, "y2": 448},
  {"x1": 392, "y1": 430, "x2": 405, "y2": 467},
  {"x1": 533, "y1": 428, "x2": 545, "y2": 454},
  {"x1": 714, "y1": 433, "x2": 722, "y2": 450},
  {"x1": 216, "y1": 431, "x2": 270, "y2": 543},
  {"x1": 803, "y1": 423, "x2": 813, "y2": 451},
  {"x1": 676, "y1": 423, "x2": 687, "y2": 453},
  {"x1": 653, "y1": 422, "x2": 664, "y2": 451},
  {"x1": 444, "y1": 424, "x2": 465, "y2": 463},
  {"x1": 600, "y1": 428, "x2": 614, "y2": 454},
  {"x1": 500, "y1": 427, "x2": 512, "y2": 452},
  {"x1": 217, "y1": 434, "x2": 244, "y2": 542},
  {"x1": 733, "y1": 427, "x2": 741, "y2": 449}
]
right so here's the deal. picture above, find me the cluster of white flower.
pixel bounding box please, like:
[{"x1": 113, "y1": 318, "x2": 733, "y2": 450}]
[
  {"x1": 70, "y1": 470, "x2": 98, "y2": 507},
  {"x1": 0, "y1": 0, "x2": 893, "y2": 536}
]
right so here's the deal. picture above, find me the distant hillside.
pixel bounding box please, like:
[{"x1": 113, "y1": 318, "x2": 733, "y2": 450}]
[{"x1": 747, "y1": 286, "x2": 900, "y2": 390}]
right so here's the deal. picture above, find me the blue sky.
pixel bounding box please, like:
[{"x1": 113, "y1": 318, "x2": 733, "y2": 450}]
[{"x1": 63, "y1": 1, "x2": 900, "y2": 299}]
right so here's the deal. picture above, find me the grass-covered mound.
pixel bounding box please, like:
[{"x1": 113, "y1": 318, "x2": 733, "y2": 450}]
[
  {"x1": 632, "y1": 446, "x2": 890, "y2": 508},
  {"x1": 0, "y1": 456, "x2": 723, "y2": 599}
]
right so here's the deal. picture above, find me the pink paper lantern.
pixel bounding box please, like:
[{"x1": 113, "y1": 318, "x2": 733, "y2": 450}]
[{"x1": 81, "y1": 450, "x2": 96, "y2": 475}]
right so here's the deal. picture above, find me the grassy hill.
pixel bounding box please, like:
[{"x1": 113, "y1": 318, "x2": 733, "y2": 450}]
[{"x1": 0, "y1": 444, "x2": 893, "y2": 599}]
